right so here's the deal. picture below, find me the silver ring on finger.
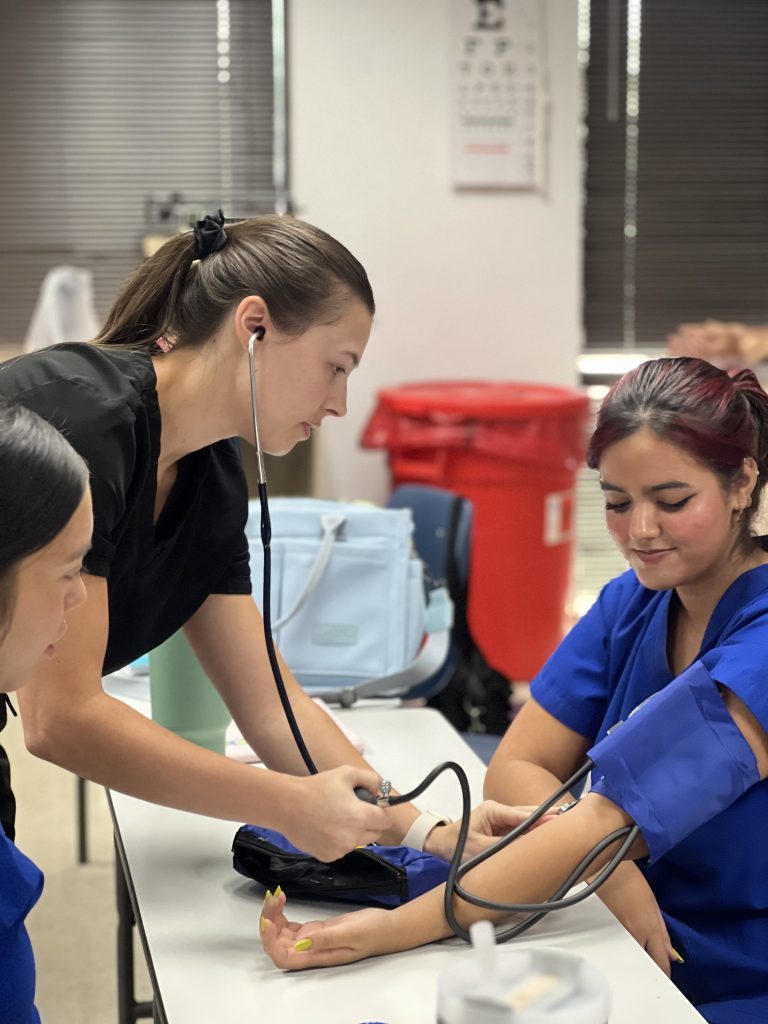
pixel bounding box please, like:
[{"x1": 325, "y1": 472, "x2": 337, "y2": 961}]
[{"x1": 377, "y1": 779, "x2": 392, "y2": 806}]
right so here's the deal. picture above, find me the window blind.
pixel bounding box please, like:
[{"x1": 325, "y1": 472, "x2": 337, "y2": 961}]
[
  {"x1": 0, "y1": 0, "x2": 275, "y2": 348},
  {"x1": 583, "y1": 0, "x2": 768, "y2": 351}
]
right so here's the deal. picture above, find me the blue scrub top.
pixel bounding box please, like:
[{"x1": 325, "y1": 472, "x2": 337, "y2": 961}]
[
  {"x1": 531, "y1": 565, "x2": 768, "y2": 1024},
  {"x1": 0, "y1": 825, "x2": 42, "y2": 1024}
]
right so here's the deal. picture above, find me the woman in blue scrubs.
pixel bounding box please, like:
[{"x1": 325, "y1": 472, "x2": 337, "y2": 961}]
[
  {"x1": 0, "y1": 401, "x2": 93, "y2": 1023},
  {"x1": 483, "y1": 356, "x2": 768, "y2": 1023},
  {"x1": 260, "y1": 357, "x2": 768, "y2": 1023}
]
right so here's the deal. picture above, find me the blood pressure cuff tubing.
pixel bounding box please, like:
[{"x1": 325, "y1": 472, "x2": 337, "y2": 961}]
[{"x1": 588, "y1": 662, "x2": 759, "y2": 862}]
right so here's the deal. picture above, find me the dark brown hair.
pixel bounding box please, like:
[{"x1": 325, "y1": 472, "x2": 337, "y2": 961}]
[
  {"x1": 0, "y1": 401, "x2": 89, "y2": 637},
  {"x1": 587, "y1": 357, "x2": 768, "y2": 536},
  {"x1": 94, "y1": 214, "x2": 375, "y2": 352}
]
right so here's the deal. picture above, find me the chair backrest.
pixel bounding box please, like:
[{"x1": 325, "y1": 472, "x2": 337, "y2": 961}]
[{"x1": 386, "y1": 484, "x2": 473, "y2": 701}]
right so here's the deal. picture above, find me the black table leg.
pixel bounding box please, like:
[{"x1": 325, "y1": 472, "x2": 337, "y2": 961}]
[
  {"x1": 115, "y1": 841, "x2": 155, "y2": 1021},
  {"x1": 109, "y1": 793, "x2": 167, "y2": 1024},
  {"x1": 77, "y1": 776, "x2": 88, "y2": 864}
]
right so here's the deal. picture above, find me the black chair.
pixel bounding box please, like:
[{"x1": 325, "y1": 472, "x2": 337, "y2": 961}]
[
  {"x1": 386, "y1": 484, "x2": 473, "y2": 702},
  {"x1": 386, "y1": 484, "x2": 504, "y2": 764}
]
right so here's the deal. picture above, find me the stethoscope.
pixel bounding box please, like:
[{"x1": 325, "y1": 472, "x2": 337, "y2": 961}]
[{"x1": 246, "y1": 328, "x2": 639, "y2": 942}]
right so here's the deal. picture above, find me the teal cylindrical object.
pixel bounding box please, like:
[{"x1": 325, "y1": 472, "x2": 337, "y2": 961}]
[{"x1": 149, "y1": 629, "x2": 232, "y2": 754}]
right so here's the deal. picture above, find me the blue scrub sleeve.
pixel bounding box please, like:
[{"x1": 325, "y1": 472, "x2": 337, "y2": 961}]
[
  {"x1": 588, "y1": 661, "x2": 759, "y2": 862},
  {"x1": 530, "y1": 575, "x2": 627, "y2": 737}
]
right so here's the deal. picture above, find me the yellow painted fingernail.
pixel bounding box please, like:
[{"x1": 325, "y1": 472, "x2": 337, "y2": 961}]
[
  {"x1": 265, "y1": 888, "x2": 273, "y2": 900},
  {"x1": 294, "y1": 938, "x2": 313, "y2": 952},
  {"x1": 274, "y1": 885, "x2": 282, "y2": 899},
  {"x1": 672, "y1": 948, "x2": 685, "y2": 964},
  {"x1": 260, "y1": 916, "x2": 267, "y2": 933}
]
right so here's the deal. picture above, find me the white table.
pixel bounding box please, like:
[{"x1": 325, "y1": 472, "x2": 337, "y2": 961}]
[{"x1": 108, "y1": 705, "x2": 705, "y2": 1023}]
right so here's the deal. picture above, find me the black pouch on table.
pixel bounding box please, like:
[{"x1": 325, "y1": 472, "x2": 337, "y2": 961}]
[{"x1": 232, "y1": 825, "x2": 450, "y2": 908}]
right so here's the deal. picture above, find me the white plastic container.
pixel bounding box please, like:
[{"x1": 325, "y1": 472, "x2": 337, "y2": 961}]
[{"x1": 437, "y1": 922, "x2": 611, "y2": 1024}]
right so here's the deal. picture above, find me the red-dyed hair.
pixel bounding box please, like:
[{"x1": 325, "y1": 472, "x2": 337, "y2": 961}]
[{"x1": 587, "y1": 357, "x2": 768, "y2": 529}]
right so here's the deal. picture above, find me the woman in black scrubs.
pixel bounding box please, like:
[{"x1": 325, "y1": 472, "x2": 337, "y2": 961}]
[{"x1": 0, "y1": 214, "x2": 508, "y2": 863}]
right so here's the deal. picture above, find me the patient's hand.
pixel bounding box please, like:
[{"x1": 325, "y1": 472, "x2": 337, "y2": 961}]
[
  {"x1": 259, "y1": 803, "x2": 555, "y2": 970},
  {"x1": 596, "y1": 862, "x2": 679, "y2": 976},
  {"x1": 259, "y1": 890, "x2": 395, "y2": 970},
  {"x1": 424, "y1": 800, "x2": 555, "y2": 863}
]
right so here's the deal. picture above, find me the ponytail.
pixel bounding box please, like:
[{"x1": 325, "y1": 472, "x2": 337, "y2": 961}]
[
  {"x1": 94, "y1": 214, "x2": 375, "y2": 354},
  {"x1": 94, "y1": 231, "x2": 197, "y2": 352}
]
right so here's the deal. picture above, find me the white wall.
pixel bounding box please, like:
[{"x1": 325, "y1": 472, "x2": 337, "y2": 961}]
[{"x1": 289, "y1": 0, "x2": 583, "y2": 502}]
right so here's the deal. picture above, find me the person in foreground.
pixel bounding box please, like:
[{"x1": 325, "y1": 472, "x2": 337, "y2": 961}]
[
  {"x1": 261, "y1": 357, "x2": 768, "y2": 1024},
  {"x1": 0, "y1": 401, "x2": 93, "y2": 1024}
]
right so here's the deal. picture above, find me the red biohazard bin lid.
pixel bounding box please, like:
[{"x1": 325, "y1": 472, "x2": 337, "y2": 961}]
[
  {"x1": 370, "y1": 381, "x2": 588, "y2": 421},
  {"x1": 360, "y1": 381, "x2": 591, "y2": 467}
]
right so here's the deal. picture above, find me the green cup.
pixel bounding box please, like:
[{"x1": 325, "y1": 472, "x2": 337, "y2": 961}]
[{"x1": 148, "y1": 629, "x2": 232, "y2": 754}]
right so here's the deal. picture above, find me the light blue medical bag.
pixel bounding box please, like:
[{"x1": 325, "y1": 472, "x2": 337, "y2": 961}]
[{"x1": 246, "y1": 498, "x2": 452, "y2": 705}]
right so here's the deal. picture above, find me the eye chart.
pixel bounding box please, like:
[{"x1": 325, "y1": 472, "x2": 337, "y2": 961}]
[{"x1": 450, "y1": 0, "x2": 547, "y2": 189}]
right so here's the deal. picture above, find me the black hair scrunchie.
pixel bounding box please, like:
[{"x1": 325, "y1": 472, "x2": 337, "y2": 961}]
[{"x1": 193, "y1": 209, "x2": 228, "y2": 260}]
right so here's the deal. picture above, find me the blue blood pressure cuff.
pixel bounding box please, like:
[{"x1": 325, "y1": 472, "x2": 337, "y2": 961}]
[{"x1": 588, "y1": 663, "x2": 759, "y2": 862}]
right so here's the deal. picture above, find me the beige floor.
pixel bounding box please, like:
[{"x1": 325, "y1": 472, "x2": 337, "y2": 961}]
[{"x1": 3, "y1": 713, "x2": 151, "y2": 1023}]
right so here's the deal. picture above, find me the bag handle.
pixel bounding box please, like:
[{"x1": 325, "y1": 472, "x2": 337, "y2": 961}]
[{"x1": 273, "y1": 514, "x2": 346, "y2": 630}]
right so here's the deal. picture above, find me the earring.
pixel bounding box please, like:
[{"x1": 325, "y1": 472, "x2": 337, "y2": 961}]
[{"x1": 156, "y1": 334, "x2": 176, "y2": 353}]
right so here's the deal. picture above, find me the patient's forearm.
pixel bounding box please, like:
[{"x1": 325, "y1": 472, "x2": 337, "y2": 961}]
[
  {"x1": 384, "y1": 794, "x2": 640, "y2": 951},
  {"x1": 484, "y1": 757, "x2": 578, "y2": 809},
  {"x1": 484, "y1": 753, "x2": 661, "y2": 915}
]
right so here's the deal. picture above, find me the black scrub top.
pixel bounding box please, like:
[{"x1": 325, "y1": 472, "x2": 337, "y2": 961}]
[{"x1": 0, "y1": 342, "x2": 252, "y2": 673}]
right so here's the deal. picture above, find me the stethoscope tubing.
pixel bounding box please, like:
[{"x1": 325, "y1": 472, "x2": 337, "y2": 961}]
[{"x1": 249, "y1": 333, "x2": 319, "y2": 776}]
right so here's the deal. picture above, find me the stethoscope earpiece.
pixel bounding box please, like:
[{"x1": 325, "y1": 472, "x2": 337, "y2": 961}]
[{"x1": 247, "y1": 329, "x2": 267, "y2": 483}]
